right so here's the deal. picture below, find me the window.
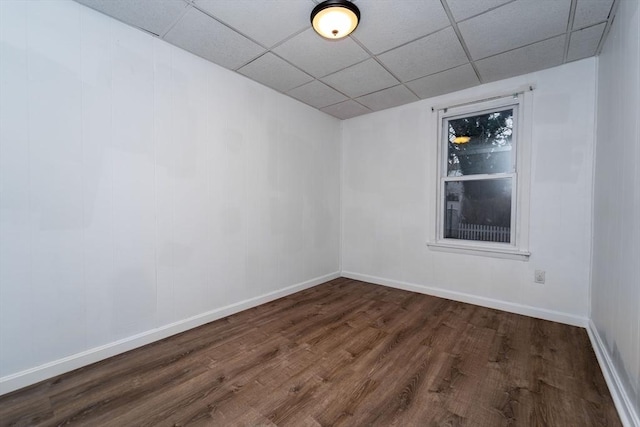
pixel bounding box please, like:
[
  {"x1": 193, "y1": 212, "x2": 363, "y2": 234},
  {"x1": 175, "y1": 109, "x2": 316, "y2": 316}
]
[{"x1": 430, "y1": 92, "x2": 532, "y2": 260}]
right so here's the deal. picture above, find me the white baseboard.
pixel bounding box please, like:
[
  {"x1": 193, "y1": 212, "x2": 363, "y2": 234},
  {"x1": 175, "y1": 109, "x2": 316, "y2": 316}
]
[
  {"x1": 341, "y1": 271, "x2": 588, "y2": 327},
  {"x1": 587, "y1": 320, "x2": 640, "y2": 427},
  {"x1": 0, "y1": 272, "x2": 340, "y2": 396}
]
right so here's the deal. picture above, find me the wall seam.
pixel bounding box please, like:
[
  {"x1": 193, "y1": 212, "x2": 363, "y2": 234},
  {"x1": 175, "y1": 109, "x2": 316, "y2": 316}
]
[
  {"x1": 588, "y1": 56, "x2": 599, "y2": 321},
  {"x1": 339, "y1": 119, "x2": 344, "y2": 274}
]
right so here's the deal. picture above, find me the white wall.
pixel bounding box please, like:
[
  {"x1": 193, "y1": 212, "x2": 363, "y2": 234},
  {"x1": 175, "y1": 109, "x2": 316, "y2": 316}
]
[
  {"x1": 1, "y1": 1, "x2": 634, "y2": 417},
  {"x1": 592, "y1": 0, "x2": 640, "y2": 423},
  {"x1": 342, "y1": 59, "x2": 597, "y2": 325},
  {"x1": 0, "y1": 0, "x2": 341, "y2": 393}
]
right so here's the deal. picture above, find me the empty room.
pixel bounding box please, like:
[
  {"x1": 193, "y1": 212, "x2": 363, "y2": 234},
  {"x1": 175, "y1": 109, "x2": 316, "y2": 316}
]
[{"x1": 0, "y1": 0, "x2": 638, "y2": 425}]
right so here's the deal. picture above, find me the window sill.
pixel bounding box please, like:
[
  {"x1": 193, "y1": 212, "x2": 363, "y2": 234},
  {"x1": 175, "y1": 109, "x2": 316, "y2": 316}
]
[{"x1": 427, "y1": 241, "x2": 530, "y2": 261}]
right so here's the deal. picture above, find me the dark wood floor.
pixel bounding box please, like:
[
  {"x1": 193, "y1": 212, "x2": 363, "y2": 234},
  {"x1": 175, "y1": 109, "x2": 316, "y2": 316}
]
[{"x1": 0, "y1": 278, "x2": 621, "y2": 426}]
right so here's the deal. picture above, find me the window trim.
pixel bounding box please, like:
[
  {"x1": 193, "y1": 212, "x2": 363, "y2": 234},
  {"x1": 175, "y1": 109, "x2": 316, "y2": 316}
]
[{"x1": 427, "y1": 91, "x2": 533, "y2": 261}]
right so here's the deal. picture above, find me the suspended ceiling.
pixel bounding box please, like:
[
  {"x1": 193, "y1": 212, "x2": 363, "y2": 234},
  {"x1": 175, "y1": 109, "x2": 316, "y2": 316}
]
[{"x1": 74, "y1": 0, "x2": 617, "y2": 120}]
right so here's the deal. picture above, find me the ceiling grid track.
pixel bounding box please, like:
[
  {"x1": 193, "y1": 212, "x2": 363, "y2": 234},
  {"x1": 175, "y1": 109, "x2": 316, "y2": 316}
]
[
  {"x1": 563, "y1": 0, "x2": 578, "y2": 63},
  {"x1": 439, "y1": 0, "x2": 483, "y2": 84},
  {"x1": 73, "y1": 0, "x2": 619, "y2": 119},
  {"x1": 595, "y1": 0, "x2": 620, "y2": 56}
]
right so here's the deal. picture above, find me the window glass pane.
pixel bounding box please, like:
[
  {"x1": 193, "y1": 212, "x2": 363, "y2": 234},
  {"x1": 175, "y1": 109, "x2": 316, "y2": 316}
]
[
  {"x1": 447, "y1": 109, "x2": 513, "y2": 176},
  {"x1": 444, "y1": 178, "x2": 512, "y2": 243}
]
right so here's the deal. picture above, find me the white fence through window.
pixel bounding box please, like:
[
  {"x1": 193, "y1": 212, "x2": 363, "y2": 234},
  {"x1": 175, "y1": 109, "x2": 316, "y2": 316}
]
[{"x1": 458, "y1": 223, "x2": 510, "y2": 243}]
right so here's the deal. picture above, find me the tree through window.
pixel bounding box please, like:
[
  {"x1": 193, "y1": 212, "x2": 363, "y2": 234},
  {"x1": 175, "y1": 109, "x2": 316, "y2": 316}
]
[
  {"x1": 432, "y1": 91, "x2": 532, "y2": 259},
  {"x1": 444, "y1": 108, "x2": 514, "y2": 243},
  {"x1": 437, "y1": 95, "x2": 522, "y2": 246}
]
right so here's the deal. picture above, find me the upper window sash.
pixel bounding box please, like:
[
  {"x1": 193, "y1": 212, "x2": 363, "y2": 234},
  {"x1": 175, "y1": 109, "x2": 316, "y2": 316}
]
[{"x1": 440, "y1": 99, "x2": 520, "y2": 179}]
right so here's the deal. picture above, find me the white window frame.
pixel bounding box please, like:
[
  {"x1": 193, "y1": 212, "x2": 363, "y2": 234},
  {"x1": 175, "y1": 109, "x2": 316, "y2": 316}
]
[{"x1": 428, "y1": 91, "x2": 532, "y2": 260}]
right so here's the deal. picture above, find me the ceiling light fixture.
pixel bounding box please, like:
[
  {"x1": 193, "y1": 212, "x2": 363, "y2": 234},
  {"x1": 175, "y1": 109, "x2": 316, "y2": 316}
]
[{"x1": 311, "y1": 0, "x2": 360, "y2": 40}]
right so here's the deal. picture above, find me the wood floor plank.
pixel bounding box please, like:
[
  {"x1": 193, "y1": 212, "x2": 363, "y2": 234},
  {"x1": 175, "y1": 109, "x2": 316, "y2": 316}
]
[{"x1": 0, "y1": 278, "x2": 621, "y2": 426}]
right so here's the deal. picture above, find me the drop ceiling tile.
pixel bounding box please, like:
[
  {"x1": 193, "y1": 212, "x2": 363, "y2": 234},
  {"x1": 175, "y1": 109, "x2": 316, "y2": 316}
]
[
  {"x1": 475, "y1": 35, "x2": 566, "y2": 83},
  {"x1": 238, "y1": 53, "x2": 313, "y2": 92},
  {"x1": 459, "y1": 0, "x2": 571, "y2": 60},
  {"x1": 321, "y1": 59, "x2": 399, "y2": 98},
  {"x1": 75, "y1": 0, "x2": 188, "y2": 36},
  {"x1": 406, "y1": 64, "x2": 480, "y2": 99},
  {"x1": 321, "y1": 100, "x2": 371, "y2": 120},
  {"x1": 445, "y1": 0, "x2": 511, "y2": 22},
  {"x1": 352, "y1": 0, "x2": 449, "y2": 55},
  {"x1": 72, "y1": 0, "x2": 621, "y2": 118},
  {"x1": 377, "y1": 27, "x2": 468, "y2": 83},
  {"x1": 567, "y1": 23, "x2": 606, "y2": 62},
  {"x1": 273, "y1": 28, "x2": 369, "y2": 78},
  {"x1": 164, "y1": 8, "x2": 265, "y2": 70},
  {"x1": 193, "y1": 0, "x2": 312, "y2": 48},
  {"x1": 286, "y1": 80, "x2": 348, "y2": 109},
  {"x1": 573, "y1": 0, "x2": 614, "y2": 29},
  {"x1": 355, "y1": 85, "x2": 419, "y2": 111}
]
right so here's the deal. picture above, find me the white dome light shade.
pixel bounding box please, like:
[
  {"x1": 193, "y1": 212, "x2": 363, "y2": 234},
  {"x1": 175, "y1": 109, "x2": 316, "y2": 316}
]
[{"x1": 311, "y1": 0, "x2": 360, "y2": 40}]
